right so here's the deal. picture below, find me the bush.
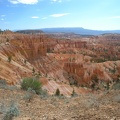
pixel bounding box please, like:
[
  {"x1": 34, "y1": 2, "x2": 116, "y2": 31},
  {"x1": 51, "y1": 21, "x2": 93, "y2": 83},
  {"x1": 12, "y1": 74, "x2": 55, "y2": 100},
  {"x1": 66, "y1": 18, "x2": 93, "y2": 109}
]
[
  {"x1": 39, "y1": 89, "x2": 48, "y2": 99},
  {"x1": 23, "y1": 87, "x2": 36, "y2": 102},
  {"x1": 71, "y1": 88, "x2": 77, "y2": 97},
  {"x1": 8, "y1": 56, "x2": 12, "y2": 63},
  {"x1": 0, "y1": 79, "x2": 7, "y2": 85},
  {"x1": 55, "y1": 88, "x2": 60, "y2": 96},
  {"x1": 21, "y1": 77, "x2": 42, "y2": 94},
  {"x1": 2, "y1": 101, "x2": 19, "y2": 120},
  {"x1": 112, "y1": 95, "x2": 120, "y2": 103},
  {"x1": 112, "y1": 82, "x2": 120, "y2": 90}
]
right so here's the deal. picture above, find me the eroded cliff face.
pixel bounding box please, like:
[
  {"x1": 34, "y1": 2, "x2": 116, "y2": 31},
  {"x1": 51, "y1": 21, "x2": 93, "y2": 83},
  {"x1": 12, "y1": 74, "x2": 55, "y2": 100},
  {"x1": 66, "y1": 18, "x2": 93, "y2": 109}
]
[
  {"x1": 0, "y1": 32, "x2": 120, "y2": 95},
  {"x1": 63, "y1": 61, "x2": 120, "y2": 89}
]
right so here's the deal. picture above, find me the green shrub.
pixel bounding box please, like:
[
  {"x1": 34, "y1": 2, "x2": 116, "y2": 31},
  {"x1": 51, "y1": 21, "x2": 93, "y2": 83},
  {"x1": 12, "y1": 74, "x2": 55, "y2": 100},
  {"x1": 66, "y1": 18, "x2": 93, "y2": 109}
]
[
  {"x1": 112, "y1": 81, "x2": 120, "y2": 90},
  {"x1": 0, "y1": 79, "x2": 7, "y2": 85},
  {"x1": 21, "y1": 77, "x2": 42, "y2": 94},
  {"x1": 39, "y1": 89, "x2": 48, "y2": 99},
  {"x1": 23, "y1": 87, "x2": 36, "y2": 102},
  {"x1": 2, "y1": 101, "x2": 19, "y2": 120}
]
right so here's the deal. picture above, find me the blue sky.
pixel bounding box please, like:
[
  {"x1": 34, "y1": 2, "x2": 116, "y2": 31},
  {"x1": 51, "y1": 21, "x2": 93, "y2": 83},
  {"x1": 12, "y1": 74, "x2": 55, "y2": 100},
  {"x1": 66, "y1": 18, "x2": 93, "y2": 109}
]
[{"x1": 0, "y1": 0, "x2": 120, "y2": 30}]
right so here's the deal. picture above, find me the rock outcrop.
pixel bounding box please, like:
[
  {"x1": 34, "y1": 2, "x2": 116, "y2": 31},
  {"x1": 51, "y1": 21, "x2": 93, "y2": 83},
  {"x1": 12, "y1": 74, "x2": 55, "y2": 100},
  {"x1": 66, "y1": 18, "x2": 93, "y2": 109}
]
[{"x1": 0, "y1": 32, "x2": 120, "y2": 95}]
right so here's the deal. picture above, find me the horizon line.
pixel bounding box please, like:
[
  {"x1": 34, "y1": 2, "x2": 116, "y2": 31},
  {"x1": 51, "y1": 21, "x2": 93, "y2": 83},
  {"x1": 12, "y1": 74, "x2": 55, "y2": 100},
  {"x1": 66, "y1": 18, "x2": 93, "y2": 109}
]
[{"x1": 12, "y1": 27, "x2": 120, "y2": 31}]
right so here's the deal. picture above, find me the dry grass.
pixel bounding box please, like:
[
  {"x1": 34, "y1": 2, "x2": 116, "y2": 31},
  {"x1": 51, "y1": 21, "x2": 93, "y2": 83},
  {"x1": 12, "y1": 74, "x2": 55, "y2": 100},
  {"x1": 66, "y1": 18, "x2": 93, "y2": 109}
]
[{"x1": 0, "y1": 86, "x2": 120, "y2": 120}]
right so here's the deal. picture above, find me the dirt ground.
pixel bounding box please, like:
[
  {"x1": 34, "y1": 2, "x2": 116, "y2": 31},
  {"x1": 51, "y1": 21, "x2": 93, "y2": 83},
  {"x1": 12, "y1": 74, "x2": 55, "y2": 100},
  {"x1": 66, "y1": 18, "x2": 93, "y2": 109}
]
[{"x1": 0, "y1": 86, "x2": 120, "y2": 120}]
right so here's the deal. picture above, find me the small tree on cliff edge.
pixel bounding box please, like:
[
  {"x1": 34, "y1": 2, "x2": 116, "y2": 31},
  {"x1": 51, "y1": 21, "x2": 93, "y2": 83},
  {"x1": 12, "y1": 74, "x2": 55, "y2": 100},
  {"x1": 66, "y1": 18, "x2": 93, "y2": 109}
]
[
  {"x1": 55, "y1": 88, "x2": 60, "y2": 96},
  {"x1": 71, "y1": 88, "x2": 75, "y2": 97},
  {"x1": 8, "y1": 56, "x2": 12, "y2": 63}
]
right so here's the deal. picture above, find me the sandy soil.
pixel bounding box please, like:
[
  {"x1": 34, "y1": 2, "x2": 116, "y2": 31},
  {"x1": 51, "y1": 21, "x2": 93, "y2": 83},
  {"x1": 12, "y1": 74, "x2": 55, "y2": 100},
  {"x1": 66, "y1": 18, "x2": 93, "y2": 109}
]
[{"x1": 0, "y1": 86, "x2": 120, "y2": 120}]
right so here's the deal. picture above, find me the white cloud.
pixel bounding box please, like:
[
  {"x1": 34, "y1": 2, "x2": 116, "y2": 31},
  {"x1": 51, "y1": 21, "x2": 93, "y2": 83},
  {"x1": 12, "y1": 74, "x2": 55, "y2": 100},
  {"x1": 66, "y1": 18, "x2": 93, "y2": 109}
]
[
  {"x1": 31, "y1": 16, "x2": 39, "y2": 18},
  {"x1": 51, "y1": 0, "x2": 70, "y2": 3},
  {"x1": 50, "y1": 13, "x2": 70, "y2": 17},
  {"x1": 42, "y1": 17, "x2": 47, "y2": 19},
  {"x1": 1, "y1": 15, "x2": 5, "y2": 21},
  {"x1": 51, "y1": 0, "x2": 62, "y2": 2},
  {"x1": 9, "y1": 0, "x2": 19, "y2": 4},
  {"x1": 9, "y1": 0, "x2": 38, "y2": 4}
]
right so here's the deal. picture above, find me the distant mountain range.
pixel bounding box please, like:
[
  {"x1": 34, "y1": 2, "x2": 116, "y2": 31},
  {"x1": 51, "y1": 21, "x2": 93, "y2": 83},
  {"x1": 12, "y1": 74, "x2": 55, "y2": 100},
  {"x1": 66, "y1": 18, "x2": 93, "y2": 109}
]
[
  {"x1": 41, "y1": 27, "x2": 120, "y2": 35},
  {"x1": 16, "y1": 29, "x2": 43, "y2": 34},
  {"x1": 16, "y1": 27, "x2": 120, "y2": 35}
]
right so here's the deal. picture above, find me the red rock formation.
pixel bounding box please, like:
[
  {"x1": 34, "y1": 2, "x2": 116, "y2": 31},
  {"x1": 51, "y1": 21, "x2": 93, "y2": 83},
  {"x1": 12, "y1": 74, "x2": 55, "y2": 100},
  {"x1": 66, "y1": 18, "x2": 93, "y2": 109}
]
[{"x1": 0, "y1": 32, "x2": 120, "y2": 95}]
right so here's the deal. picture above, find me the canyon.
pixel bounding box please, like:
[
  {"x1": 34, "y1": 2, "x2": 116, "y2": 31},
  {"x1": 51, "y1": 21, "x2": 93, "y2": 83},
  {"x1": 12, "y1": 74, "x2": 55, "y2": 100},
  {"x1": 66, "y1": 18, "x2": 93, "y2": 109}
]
[{"x1": 0, "y1": 31, "x2": 120, "y2": 96}]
